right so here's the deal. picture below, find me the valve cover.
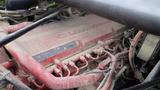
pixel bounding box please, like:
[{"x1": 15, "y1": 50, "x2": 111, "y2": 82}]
[{"x1": 15, "y1": 15, "x2": 124, "y2": 65}]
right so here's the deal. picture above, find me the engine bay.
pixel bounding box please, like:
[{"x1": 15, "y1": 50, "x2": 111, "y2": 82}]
[{"x1": 0, "y1": 0, "x2": 159, "y2": 90}]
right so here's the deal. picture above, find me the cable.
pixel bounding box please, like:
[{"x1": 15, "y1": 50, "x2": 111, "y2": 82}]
[{"x1": 0, "y1": 11, "x2": 60, "y2": 47}]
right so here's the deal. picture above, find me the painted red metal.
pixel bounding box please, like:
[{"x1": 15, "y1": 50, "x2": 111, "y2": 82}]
[
  {"x1": 0, "y1": 14, "x2": 124, "y2": 89},
  {"x1": 5, "y1": 41, "x2": 102, "y2": 89},
  {"x1": 14, "y1": 15, "x2": 123, "y2": 65}
]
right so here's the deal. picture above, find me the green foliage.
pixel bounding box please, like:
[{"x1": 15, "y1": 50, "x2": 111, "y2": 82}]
[{"x1": 0, "y1": 0, "x2": 5, "y2": 6}]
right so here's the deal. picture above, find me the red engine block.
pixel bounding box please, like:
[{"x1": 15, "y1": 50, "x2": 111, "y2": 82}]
[{"x1": 0, "y1": 15, "x2": 125, "y2": 90}]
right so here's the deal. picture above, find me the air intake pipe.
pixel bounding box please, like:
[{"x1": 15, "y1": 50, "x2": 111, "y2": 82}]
[{"x1": 55, "y1": 0, "x2": 160, "y2": 36}]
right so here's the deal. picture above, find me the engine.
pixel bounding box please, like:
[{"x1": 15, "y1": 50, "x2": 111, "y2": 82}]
[{"x1": 0, "y1": 0, "x2": 159, "y2": 90}]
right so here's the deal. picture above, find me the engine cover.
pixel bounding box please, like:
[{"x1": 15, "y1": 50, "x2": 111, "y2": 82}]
[{"x1": 15, "y1": 15, "x2": 124, "y2": 65}]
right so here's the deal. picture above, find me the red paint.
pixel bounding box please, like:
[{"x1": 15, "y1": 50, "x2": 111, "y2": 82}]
[
  {"x1": 39, "y1": 31, "x2": 113, "y2": 66},
  {"x1": 6, "y1": 42, "x2": 102, "y2": 89},
  {"x1": 2, "y1": 61, "x2": 13, "y2": 69}
]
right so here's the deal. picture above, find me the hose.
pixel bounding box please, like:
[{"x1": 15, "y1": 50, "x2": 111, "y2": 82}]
[
  {"x1": 0, "y1": 11, "x2": 59, "y2": 47},
  {"x1": 144, "y1": 60, "x2": 160, "y2": 83},
  {"x1": 5, "y1": 41, "x2": 102, "y2": 89},
  {"x1": 123, "y1": 77, "x2": 160, "y2": 90},
  {"x1": 128, "y1": 31, "x2": 144, "y2": 81}
]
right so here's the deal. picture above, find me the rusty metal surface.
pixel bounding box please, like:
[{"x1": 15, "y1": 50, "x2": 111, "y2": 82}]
[{"x1": 14, "y1": 14, "x2": 123, "y2": 62}]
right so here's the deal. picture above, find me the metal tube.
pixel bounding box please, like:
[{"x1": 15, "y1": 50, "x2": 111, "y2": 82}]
[
  {"x1": 6, "y1": 73, "x2": 32, "y2": 90},
  {"x1": 55, "y1": 0, "x2": 160, "y2": 35},
  {"x1": 0, "y1": 65, "x2": 32, "y2": 90}
]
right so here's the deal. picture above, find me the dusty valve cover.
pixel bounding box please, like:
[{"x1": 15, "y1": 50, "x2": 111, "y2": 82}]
[{"x1": 14, "y1": 15, "x2": 124, "y2": 65}]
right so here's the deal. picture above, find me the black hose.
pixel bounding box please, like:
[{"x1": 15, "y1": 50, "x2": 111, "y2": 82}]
[
  {"x1": 0, "y1": 11, "x2": 59, "y2": 47},
  {"x1": 55, "y1": 0, "x2": 160, "y2": 35},
  {"x1": 144, "y1": 60, "x2": 160, "y2": 83},
  {"x1": 33, "y1": 6, "x2": 63, "y2": 22},
  {"x1": 123, "y1": 77, "x2": 160, "y2": 90}
]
